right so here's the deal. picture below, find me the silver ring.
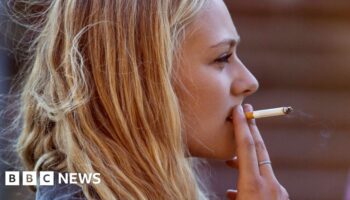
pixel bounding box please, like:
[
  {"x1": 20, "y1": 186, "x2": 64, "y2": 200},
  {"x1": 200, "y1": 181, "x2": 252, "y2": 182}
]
[{"x1": 258, "y1": 160, "x2": 272, "y2": 166}]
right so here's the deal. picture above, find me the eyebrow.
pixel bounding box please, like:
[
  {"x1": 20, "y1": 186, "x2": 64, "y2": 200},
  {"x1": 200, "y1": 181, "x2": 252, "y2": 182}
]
[{"x1": 210, "y1": 38, "x2": 241, "y2": 49}]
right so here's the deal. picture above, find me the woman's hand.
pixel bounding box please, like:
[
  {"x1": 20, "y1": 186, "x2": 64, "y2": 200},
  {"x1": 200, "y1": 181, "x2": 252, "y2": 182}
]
[{"x1": 225, "y1": 104, "x2": 289, "y2": 200}]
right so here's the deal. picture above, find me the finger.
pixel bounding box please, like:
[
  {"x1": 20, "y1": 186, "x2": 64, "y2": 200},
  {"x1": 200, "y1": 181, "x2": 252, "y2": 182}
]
[
  {"x1": 232, "y1": 105, "x2": 260, "y2": 179},
  {"x1": 281, "y1": 186, "x2": 290, "y2": 200},
  {"x1": 226, "y1": 189, "x2": 237, "y2": 200},
  {"x1": 225, "y1": 156, "x2": 238, "y2": 169},
  {"x1": 243, "y1": 104, "x2": 275, "y2": 178}
]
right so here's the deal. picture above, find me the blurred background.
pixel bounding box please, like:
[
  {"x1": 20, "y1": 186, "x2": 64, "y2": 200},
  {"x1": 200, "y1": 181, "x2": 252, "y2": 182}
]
[
  {"x1": 1, "y1": 0, "x2": 350, "y2": 200},
  {"x1": 1, "y1": 0, "x2": 30, "y2": 199}
]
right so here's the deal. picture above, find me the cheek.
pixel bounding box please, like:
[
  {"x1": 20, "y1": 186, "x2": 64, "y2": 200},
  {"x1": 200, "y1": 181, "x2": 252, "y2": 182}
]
[
  {"x1": 180, "y1": 66, "x2": 230, "y2": 115},
  {"x1": 177, "y1": 68, "x2": 236, "y2": 159},
  {"x1": 179, "y1": 69, "x2": 228, "y2": 125}
]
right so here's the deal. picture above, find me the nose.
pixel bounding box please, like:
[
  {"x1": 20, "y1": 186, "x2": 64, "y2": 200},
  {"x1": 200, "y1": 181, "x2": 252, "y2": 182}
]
[{"x1": 230, "y1": 60, "x2": 259, "y2": 97}]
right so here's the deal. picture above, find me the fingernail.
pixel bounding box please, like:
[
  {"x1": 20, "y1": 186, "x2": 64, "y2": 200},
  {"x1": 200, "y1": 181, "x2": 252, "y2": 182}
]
[
  {"x1": 225, "y1": 160, "x2": 234, "y2": 165},
  {"x1": 225, "y1": 156, "x2": 237, "y2": 163},
  {"x1": 226, "y1": 189, "x2": 238, "y2": 199}
]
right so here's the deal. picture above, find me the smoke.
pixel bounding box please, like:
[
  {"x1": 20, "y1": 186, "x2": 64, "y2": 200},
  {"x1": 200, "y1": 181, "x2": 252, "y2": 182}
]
[{"x1": 285, "y1": 108, "x2": 336, "y2": 149}]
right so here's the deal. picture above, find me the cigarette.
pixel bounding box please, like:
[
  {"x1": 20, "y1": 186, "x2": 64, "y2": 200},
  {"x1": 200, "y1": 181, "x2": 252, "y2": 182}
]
[{"x1": 245, "y1": 107, "x2": 293, "y2": 119}]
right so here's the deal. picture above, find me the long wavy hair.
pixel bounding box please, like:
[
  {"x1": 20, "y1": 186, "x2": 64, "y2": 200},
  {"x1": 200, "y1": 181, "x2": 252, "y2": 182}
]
[{"x1": 10, "y1": 0, "x2": 211, "y2": 199}]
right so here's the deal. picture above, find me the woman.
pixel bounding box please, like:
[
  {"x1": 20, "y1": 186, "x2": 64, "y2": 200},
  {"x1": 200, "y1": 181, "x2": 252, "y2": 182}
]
[{"x1": 13, "y1": 0, "x2": 289, "y2": 199}]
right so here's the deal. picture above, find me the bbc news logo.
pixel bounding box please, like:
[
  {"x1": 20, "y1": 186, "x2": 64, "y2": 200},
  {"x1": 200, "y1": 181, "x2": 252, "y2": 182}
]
[{"x1": 5, "y1": 171, "x2": 101, "y2": 186}]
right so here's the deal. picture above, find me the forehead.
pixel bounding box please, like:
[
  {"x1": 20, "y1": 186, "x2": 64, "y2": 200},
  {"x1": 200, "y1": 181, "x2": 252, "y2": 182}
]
[{"x1": 185, "y1": 0, "x2": 239, "y2": 48}]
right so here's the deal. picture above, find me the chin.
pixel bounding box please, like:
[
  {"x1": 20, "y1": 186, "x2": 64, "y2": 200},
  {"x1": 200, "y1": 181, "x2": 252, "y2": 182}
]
[
  {"x1": 212, "y1": 141, "x2": 237, "y2": 160},
  {"x1": 189, "y1": 151, "x2": 235, "y2": 160},
  {"x1": 186, "y1": 131, "x2": 236, "y2": 159},
  {"x1": 213, "y1": 150, "x2": 236, "y2": 160},
  {"x1": 195, "y1": 145, "x2": 236, "y2": 160}
]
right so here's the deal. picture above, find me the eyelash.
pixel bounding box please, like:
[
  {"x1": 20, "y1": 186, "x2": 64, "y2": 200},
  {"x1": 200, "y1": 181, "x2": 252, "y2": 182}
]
[{"x1": 215, "y1": 53, "x2": 233, "y2": 64}]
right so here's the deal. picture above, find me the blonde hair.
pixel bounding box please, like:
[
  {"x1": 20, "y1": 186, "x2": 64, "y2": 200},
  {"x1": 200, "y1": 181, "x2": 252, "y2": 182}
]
[{"x1": 13, "y1": 0, "x2": 211, "y2": 199}]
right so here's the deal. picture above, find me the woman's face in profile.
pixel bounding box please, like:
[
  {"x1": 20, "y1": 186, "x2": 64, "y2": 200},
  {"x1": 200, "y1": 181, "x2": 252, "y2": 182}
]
[{"x1": 176, "y1": 0, "x2": 259, "y2": 160}]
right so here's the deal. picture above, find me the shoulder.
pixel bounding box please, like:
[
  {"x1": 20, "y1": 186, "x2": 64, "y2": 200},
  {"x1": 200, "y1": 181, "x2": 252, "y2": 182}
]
[{"x1": 36, "y1": 183, "x2": 86, "y2": 200}]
